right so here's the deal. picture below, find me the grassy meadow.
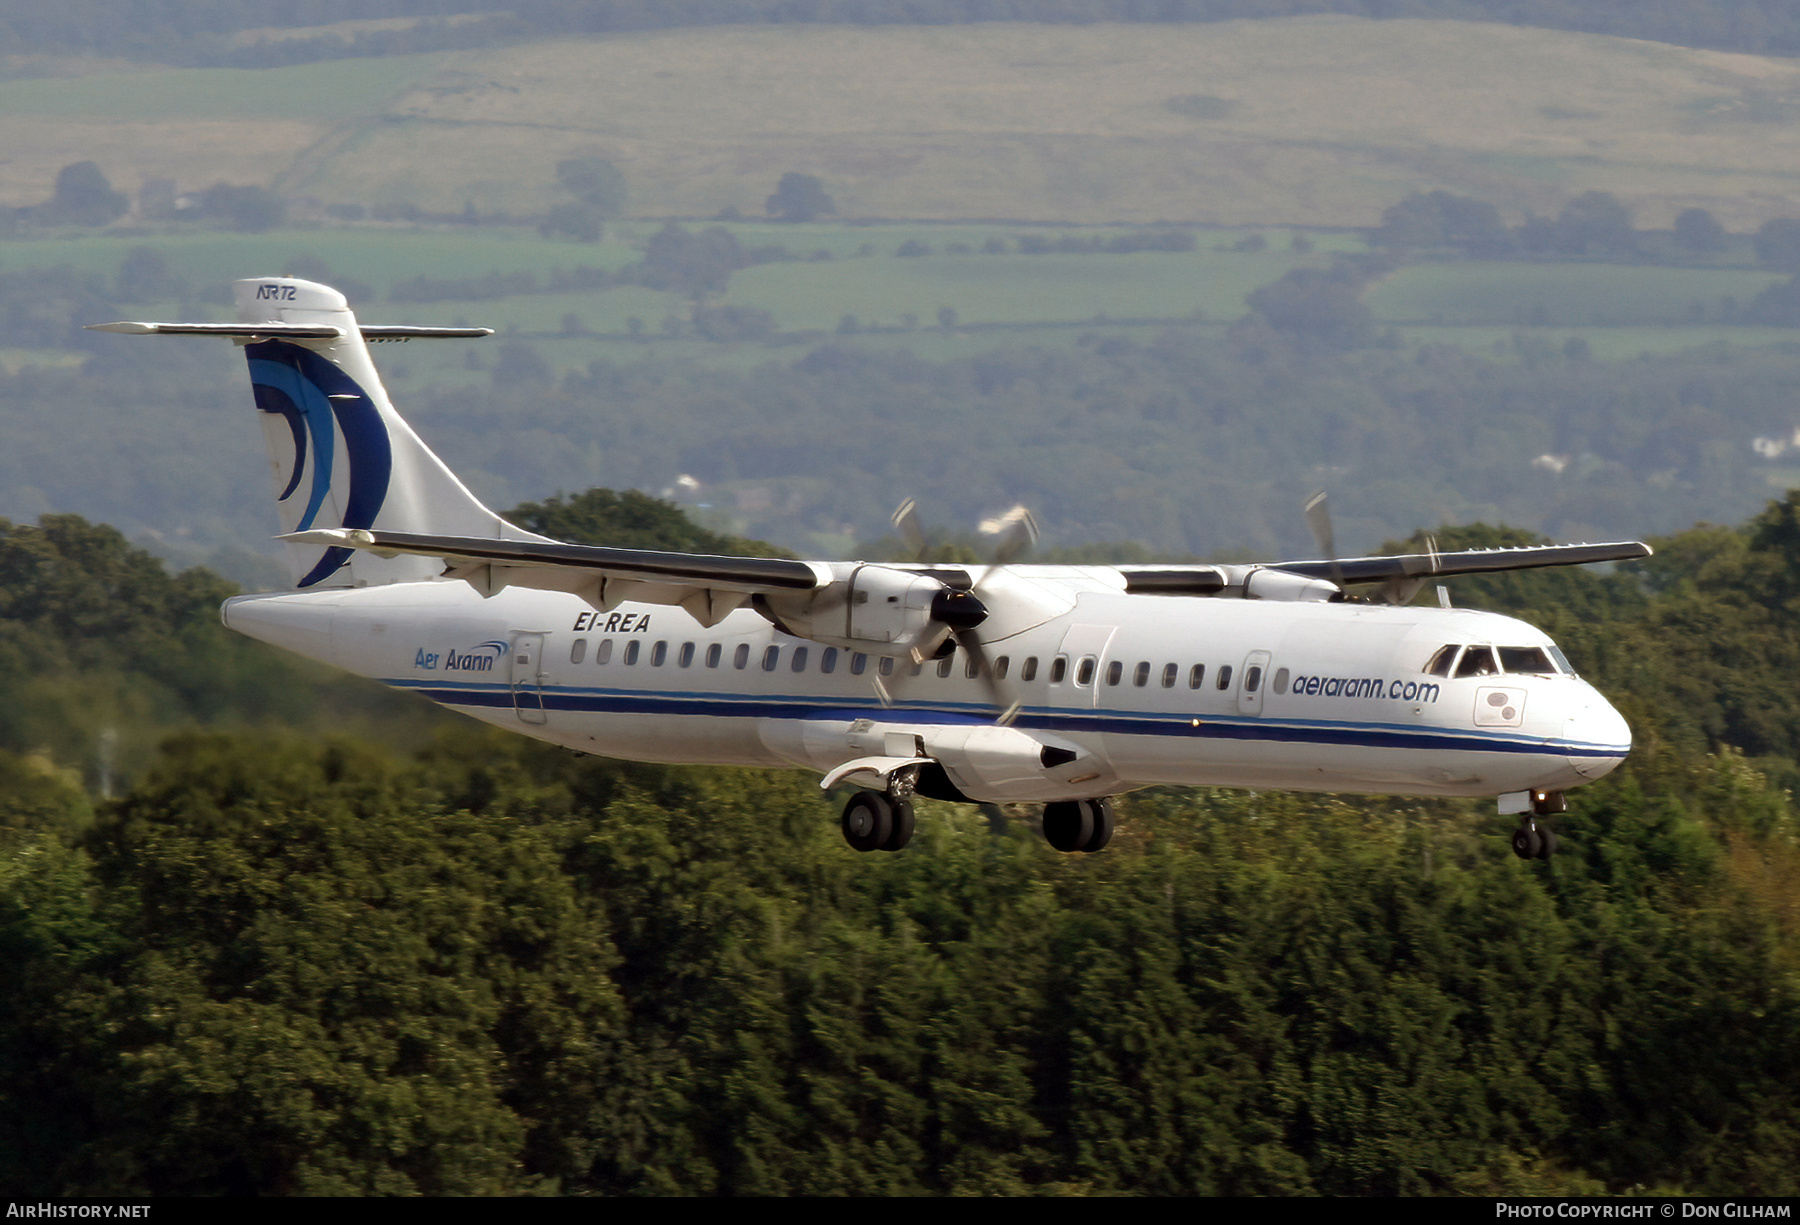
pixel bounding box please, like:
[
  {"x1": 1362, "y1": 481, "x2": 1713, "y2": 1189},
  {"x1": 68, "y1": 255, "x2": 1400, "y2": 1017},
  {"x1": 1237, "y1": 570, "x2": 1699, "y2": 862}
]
[{"x1": 11, "y1": 19, "x2": 1800, "y2": 228}]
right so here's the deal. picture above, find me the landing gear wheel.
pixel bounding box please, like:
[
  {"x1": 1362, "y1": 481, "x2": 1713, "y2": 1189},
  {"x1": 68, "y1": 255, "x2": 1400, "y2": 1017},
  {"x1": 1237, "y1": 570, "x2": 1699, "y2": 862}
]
[
  {"x1": 842, "y1": 792, "x2": 893, "y2": 853},
  {"x1": 882, "y1": 799, "x2": 915, "y2": 851},
  {"x1": 1080, "y1": 798, "x2": 1115, "y2": 853},
  {"x1": 1511, "y1": 819, "x2": 1544, "y2": 860},
  {"x1": 1535, "y1": 825, "x2": 1558, "y2": 859},
  {"x1": 1042, "y1": 800, "x2": 1094, "y2": 853}
]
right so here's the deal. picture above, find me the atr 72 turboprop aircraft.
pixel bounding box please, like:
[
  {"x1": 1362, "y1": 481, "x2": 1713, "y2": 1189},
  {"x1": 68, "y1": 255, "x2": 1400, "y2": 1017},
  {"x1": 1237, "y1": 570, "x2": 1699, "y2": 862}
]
[{"x1": 94, "y1": 278, "x2": 1646, "y2": 861}]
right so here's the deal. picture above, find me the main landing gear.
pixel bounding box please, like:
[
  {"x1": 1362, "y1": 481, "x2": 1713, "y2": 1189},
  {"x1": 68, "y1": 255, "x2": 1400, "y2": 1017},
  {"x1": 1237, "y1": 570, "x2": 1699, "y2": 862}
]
[
  {"x1": 840, "y1": 791, "x2": 915, "y2": 852},
  {"x1": 838, "y1": 779, "x2": 1118, "y2": 855},
  {"x1": 840, "y1": 764, "x2": 918, "y2": 853}
]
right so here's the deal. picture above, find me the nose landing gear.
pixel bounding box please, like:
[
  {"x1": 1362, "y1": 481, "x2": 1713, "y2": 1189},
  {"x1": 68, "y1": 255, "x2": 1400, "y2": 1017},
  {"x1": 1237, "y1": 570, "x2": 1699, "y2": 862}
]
[{"x1": 1511, "y1": 816, "x2": 1559, "y2": 860}]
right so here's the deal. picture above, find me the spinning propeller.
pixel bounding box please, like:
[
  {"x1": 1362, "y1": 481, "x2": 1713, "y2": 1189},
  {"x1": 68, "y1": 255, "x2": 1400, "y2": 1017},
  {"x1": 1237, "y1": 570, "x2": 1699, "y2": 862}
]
[
  {"x1": 880, "y1": 498, "x2": 1038, "y2": 724},
  {"x1": 1303, "y1": 489, "x2": 1439, "y2": 605}
]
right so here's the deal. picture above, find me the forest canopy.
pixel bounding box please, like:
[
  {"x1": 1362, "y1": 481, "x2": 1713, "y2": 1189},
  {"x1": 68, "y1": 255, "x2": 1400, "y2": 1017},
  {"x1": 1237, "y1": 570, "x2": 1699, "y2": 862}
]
[{"x1": 2, "y1": 494, "x2": 1800, "y2": 1194}]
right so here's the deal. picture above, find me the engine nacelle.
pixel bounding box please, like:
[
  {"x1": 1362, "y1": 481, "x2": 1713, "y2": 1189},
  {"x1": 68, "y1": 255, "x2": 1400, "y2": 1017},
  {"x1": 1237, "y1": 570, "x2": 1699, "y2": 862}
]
[
  {"x1": 759, "y1": 564, "x2": 981, "y2": 659},
  {"x1": 1219, "y1": 565, "x2": 1343, "y2": 603}
]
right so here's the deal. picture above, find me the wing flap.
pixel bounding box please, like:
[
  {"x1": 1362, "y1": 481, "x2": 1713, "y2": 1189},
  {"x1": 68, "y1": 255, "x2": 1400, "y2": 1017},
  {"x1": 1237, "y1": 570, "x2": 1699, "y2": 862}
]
[{"x1": 1118, "y1": 540, "x2": 1651, "y2": 593}]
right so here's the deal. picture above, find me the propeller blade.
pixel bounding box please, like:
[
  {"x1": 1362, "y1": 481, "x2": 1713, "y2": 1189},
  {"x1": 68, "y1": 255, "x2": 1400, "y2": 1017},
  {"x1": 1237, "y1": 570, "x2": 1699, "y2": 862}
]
[
  {"x1": 980, "y1": 505, "x2": 1038, "y2": 567},
  {"x1": 892, "y1": 498, "x2": 927, "y2": 558},
  {"x1": 1303, "y1": 488, "x2": 1349, "y2": 596}
]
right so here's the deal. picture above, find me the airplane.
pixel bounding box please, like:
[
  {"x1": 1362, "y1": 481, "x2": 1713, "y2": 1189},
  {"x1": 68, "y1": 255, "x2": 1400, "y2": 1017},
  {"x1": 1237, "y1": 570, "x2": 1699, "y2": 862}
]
[{"x1": 93, "y1": 277, "x2": 1646, "y2": 861}]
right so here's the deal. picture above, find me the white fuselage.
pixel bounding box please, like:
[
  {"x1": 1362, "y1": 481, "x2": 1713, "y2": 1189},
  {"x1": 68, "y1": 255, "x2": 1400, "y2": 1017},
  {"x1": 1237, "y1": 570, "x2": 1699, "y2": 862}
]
[{"x1": 222, "y1": 568, "x2": 1631, "y2": 806}]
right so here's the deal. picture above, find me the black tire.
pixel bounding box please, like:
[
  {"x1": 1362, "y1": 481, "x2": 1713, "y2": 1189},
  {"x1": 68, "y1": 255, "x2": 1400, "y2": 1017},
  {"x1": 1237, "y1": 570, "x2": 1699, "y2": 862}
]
[
  {"x1": 882, "y1": 799, "x2": 916, "y2": 851},
  {"x1": 1081, "y1": 798, "x2": 1115, "y2": 853},
  {"x1": 1042, "y1": 800, "x2": 1093, "y2": 853},
  {"x1": 1535, "y1": 825, "x2": 1558, "y2": 859},
  {"x1": 1511, "y1": 824, "x2": 1541, "y2": 860},
  {"x1": 842, "y1": 792, "x2": 892, "y2": 853}
]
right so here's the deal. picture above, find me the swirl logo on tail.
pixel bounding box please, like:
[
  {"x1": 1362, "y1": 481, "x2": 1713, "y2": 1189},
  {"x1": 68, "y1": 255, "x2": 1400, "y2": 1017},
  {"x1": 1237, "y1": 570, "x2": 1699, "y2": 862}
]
[{"x1": 246, "y1": 340, "x2": 393, "y2": 587}]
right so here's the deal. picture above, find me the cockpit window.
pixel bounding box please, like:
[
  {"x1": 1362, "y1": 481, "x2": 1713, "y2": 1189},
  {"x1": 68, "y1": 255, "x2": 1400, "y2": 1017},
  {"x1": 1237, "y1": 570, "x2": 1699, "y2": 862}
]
[
  {"x1": 1498, "y1": 646, "x2": 1557, "y2": 675},
  {"x1": 1547, "y1": 645, "x2": 1576, "y2": 676},
  {"x1": 1455, "y1": 645, "x2": 1499, "y2": 678},
  {"x1": 1425, "y1": 645, "x2": 1459, "y2": 677}
]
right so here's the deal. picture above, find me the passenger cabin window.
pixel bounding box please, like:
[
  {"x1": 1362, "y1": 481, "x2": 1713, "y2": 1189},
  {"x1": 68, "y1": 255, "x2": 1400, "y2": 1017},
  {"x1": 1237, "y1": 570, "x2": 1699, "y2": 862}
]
[
  {"x1": 1455, "y1": 646, "x2": 1499, "y2": 678},
  {"x1": 733, "y1": 643, "x2": 750, "y2": 670},
  {"x1": 1049, "y1": 656, "x2": 1068, "y2": 684},
  {"x1": 1021, "y1": 657, "x2": 1039, "y2": 682},
  {"x1": 570, "y1": 638, "x2": 587, "y2": 664},
  {"x1": 879, "y1": 657, "x2": 895, "y2": 677},
  {"x1": 851, "y1": 653, "x2": 867, "y2": 675},
  {"x1": 937, "y1": 656, "x2": 954, "y2": 678},
  {"x1": 1272, "y1": 667, "x2": 1289, "y2": 694},
  {"x1": 995, "y1": 656, "x2": 1010, "y2": 680},
  {"x1": 678, "y1": 642, "x2": 695, "y2": 668},
  {"x1": 624, "y1": 641, "x2": 640, "y2": 665},
  {"x1": 1106, "y1": 660, "x2": 1123, "y2": 686},
  {"x1": 1133, "y1": 661, "x2": 1150, "y2": 687},
  {"x1": 705, "y1": 643, "x2": 721, "y2": 668},
  {"x1": 1162, "y1": 663, "x2": 1178, "y2": 689},
  {"x1": 791, "y1": 647, "x2": 809, "y2": 672},
  {"x1": 1189, "y1": 664, "x2": 1205, "y2": 689},
  {"x1": 596, "y1": 639, "x2": 613, "y2": 665},
  {"x1": 1215, "y1": 664, "x2": 1232, "y2": 690},
  {"x1": 651, "y1": 641, "x2": 667, "y2": 666},
  {"x1": 763, "y1": 645, "x2": 781, "y2": 671},
  {"x1": 1075, "y1": 656, "x2": 1096, "y2": 686},
  {"x1": 965, "y1": 655, "x2": 980, "y2": 679},
  {"x1": 821, "y1": 648, "x2": 838, "y2": 674},
  {"x1": 1244, "y1": 665, "x2": 1263, "y2": 693}
]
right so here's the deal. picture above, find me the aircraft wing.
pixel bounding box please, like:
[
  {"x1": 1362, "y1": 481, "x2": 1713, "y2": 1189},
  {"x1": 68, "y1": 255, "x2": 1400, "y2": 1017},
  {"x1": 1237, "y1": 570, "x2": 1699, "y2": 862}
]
[
  {"x1": 283, "y1": 527, "x2": 830, "y2": 626},
  {"x1": 1117, "y1": 539, "x2": 1652, "y2": 595}
]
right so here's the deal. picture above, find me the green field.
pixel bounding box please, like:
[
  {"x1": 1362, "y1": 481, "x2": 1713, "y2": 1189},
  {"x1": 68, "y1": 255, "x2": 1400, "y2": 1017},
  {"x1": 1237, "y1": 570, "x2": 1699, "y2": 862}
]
[
  {"x1": 0, "y1": 56, "x2": 440, "y2": 121},
  {"x1": 1368, "y1": 262, "x2": 1787, "y2": 327},
  {"x1": 10, "y1": 223, "x2": 1800, "y2": 386}
]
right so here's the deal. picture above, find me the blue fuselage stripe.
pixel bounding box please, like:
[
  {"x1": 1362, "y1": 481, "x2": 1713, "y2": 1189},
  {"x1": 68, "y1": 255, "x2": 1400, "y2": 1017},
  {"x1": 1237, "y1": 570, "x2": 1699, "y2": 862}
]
[{"x1": 385, "y1": 679, "x2": 1625, "y2": 760}]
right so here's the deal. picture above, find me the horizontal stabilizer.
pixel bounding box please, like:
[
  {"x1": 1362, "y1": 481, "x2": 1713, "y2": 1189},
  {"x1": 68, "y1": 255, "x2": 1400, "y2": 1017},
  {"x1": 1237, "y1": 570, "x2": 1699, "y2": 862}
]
[{"x1": 86, "y1": 321, "x2": 493, "y2": 339}]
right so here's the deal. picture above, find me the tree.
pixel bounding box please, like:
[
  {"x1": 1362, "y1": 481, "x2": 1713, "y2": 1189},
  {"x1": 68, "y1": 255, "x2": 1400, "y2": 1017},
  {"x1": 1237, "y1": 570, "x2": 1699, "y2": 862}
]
[
  {"x1": 765, "y1": 173, "x2": 835, "y2": 223},
  {"x1": 505, "y1": 487, "x2": 787, "y2": 556},
  {"x1": 1244, "y1": 263, "x2": 1380, "y2": 349},
  {"x1": 199, "y1": 183, "x2": 284, "y2": 232},
  {"x1": 1754, "y1": 218, "x2": 1800, "y2": 271},
  {"x1": 1673, "y1": 207, "x2": 1728, "y2": 254},
  {"x1": 1371, "y1": 191, "x2": 1508, "y2": 254},
  {"x1": 541, "y1": 157, "x2": 627, "y2": 242},
  {"x1": 41, "y1": 162, "x2": 127, "y2": 227},
  {"x1": 1553, "y1": 191, "x2": 1636, "y2": 257},
  {"x1": 556, "y1": 157, "x2": 627, "y2": 215},
  {"x1": 630, "y1": 223, "x2": 750, "y2": 297}
]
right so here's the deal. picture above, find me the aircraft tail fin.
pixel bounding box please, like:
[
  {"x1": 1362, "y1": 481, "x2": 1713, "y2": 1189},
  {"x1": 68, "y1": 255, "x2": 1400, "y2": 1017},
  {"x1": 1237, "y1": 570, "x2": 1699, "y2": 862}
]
[{"x1": 96, "y1": 277, "x2": 547, "y2": 589}]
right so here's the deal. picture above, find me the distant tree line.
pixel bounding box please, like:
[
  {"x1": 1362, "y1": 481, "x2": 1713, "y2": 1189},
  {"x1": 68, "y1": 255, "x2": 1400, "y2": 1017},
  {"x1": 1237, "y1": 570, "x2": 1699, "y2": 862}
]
[
  {"x1": 1373, "y1": 188, "x2": 1800, "y2": 326},
  {"x1": 14, "y1": 1, "x2": 1800, "y2": 67}
]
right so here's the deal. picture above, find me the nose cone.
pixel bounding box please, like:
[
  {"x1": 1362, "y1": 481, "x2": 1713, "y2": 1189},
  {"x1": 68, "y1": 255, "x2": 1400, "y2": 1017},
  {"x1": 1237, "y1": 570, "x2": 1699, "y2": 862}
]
[{"x1": 1565, "y1": 686, "x2": 1632, "y2": 781}]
